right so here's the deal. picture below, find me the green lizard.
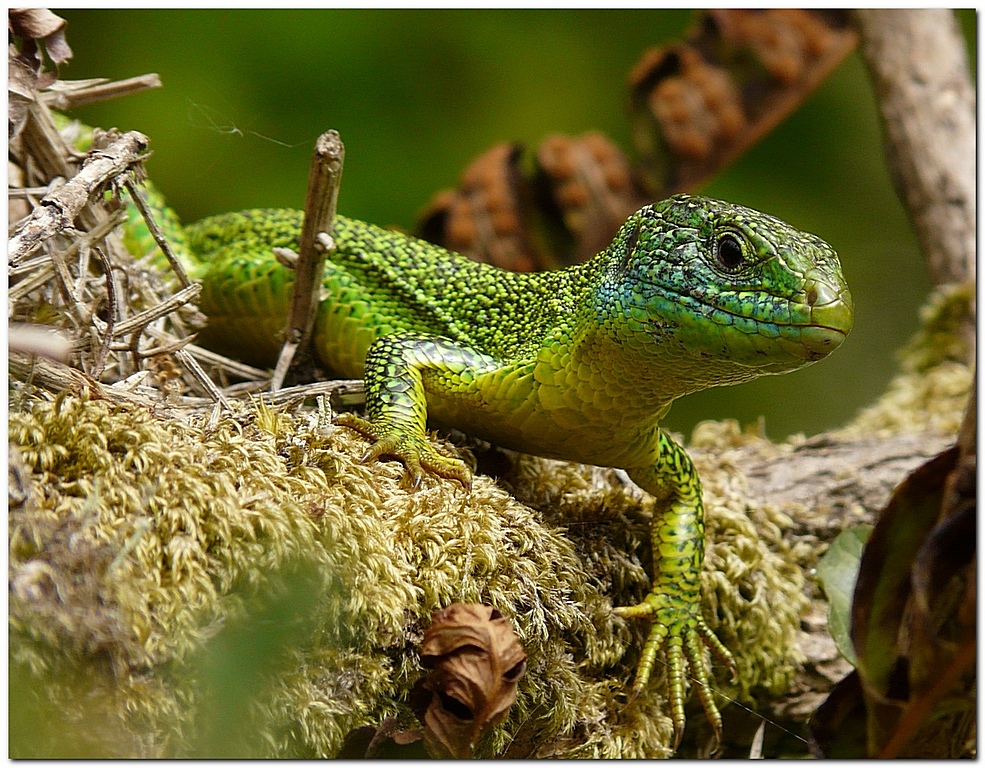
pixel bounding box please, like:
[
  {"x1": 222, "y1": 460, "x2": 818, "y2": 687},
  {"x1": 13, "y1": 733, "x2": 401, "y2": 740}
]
[{"x1": 157, "y1": 193, "x2": 853, "y2": 749}]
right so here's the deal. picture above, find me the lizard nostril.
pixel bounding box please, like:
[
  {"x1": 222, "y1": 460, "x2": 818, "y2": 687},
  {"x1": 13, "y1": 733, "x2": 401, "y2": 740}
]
[{"x1": 805, "y1": 285, "x2": 819, "y2": 306}]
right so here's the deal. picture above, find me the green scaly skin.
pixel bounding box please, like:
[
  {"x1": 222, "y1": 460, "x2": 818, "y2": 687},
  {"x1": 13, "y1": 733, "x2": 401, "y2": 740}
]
[{"x1": 160, "y1": 194, "x2": 853, "y2": 750}]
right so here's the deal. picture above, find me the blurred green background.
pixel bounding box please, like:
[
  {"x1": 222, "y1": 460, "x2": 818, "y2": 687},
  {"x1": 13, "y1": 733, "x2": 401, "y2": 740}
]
[{"x1": 55, "y1": 9, "x2": 975, "y2": 440}]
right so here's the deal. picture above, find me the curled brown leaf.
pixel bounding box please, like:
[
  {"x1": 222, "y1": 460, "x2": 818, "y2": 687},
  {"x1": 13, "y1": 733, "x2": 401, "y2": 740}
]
[
  {"x1": 536, "y1": 132, "x2": 644, "y2": 264},
  {"x1": 9, "y1": 8, "x2": 73, "y2": 78},
  {"x1": 409, "y1": 603, "x2": 527, "y2": 759}
]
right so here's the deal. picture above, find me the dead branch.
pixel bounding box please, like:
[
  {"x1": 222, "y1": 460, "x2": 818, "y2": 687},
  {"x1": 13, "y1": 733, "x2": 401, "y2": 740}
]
[{"x1": 855, "y1": 10, "x2": 976, "y2": 290}]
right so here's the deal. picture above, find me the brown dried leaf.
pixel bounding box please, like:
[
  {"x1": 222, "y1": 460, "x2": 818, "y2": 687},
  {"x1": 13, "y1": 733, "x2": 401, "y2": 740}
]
[
  {"x1": 9, "y1": 8, "x2": 73, "y2": 77},
  {"x1": 419, "y1": 135, "x2": 643, "y2": 270},
  {"x1": 409, "y1": 603, "x2": 527, "y2": 759},
  {"x1": 811, "y1": 423, "x2": 976, "y2": 758},
  {"x1": 536, "y1": 132, "x2": 645, "y2": 264},
  {"x1": 629, "y1": 9, "x2": 856, "y2": 194},
  {"x1": 9, "y1": 8, "x2": 66, "y2": 41},
  {"x1": 851, "y1": 447, "x2": 957, "y2": 696},
  {"x1": 418, "y1": 143, "x2": 551, "y2": 272},
  {"x1": 875, "y1": 386, "x2": 976, "y2": 758}
]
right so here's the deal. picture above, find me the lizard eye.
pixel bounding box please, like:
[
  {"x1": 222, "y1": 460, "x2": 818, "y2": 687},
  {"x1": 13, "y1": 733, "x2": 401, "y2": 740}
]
[{"x1": 715, "y1": 233, "x2": 745, "y2": 272}]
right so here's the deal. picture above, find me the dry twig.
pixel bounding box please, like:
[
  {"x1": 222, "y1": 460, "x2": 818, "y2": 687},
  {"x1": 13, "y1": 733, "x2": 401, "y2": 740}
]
[
  {"x1": 41, "y1": 73, "x2": 162, "y2": 110},
  {"x1": 9, "y1": 129, "x2": 149, "y2": 264},
  {"x1": 271, "y1": 130, "x2": 345, "y2": 391}
]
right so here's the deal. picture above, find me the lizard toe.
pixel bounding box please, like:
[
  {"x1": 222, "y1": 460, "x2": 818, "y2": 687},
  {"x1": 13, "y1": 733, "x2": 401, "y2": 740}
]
[
  {"x1": 615, "y1": 588, "x2": 728, "y2": 753},
  {"x1": 336, "y1": 414, "x2": 470, "y2": 490}
]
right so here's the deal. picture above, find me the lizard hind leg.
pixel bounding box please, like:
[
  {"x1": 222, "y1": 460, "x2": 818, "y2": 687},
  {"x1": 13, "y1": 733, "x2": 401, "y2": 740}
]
[{"x1": 612, "y1": 433, "x2": 734, "y2": 751}]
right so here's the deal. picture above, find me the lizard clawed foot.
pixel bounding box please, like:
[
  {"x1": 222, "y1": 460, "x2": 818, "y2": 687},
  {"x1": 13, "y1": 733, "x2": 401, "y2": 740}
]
[
  {"x1": 614, "y1": 592, "x2": 735, "y2": 754},
  {"x1": 335, "y1": 412, "x2": 472, "y2": 490}
]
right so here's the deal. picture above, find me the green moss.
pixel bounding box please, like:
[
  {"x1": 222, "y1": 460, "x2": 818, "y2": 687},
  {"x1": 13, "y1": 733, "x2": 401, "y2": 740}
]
[
  {"x1": 899, "y1": 282, "x2": 974, "y2": 374},
  {"x1": 9, "y1": 391, "x2": 330, "y2": 756},
  {"x1": 842, "y1": 285, "x2": 974, "y2": 439},
  {"x1": 9, "y1": 390, "x2": 806, "y2": 757}
]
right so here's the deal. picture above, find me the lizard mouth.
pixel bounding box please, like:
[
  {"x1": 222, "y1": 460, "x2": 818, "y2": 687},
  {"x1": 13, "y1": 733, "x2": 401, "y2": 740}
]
[
  {"x1": 780, "y1": 289, "x2": 854, "y2": 359},
  {"x1": 796, "y1": 324, "x2": 850, "y2": 359}
]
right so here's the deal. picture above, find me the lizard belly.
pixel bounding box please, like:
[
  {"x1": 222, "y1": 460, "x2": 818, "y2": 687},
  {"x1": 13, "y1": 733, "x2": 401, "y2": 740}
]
[{"x1": 424, "y1": 361, "x2": 655, "y2": 469}]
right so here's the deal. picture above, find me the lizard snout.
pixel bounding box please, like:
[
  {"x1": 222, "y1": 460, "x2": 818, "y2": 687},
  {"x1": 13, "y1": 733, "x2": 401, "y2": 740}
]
[{"x1": 797, "y1": 271, "x2": 854, "y2": 357}]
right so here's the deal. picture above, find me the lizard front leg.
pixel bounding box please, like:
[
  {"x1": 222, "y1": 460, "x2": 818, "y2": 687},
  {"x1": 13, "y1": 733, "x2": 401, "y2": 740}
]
[
  {"x1": 336, "y1": 331, "x2": 499, "y2": 488},
  {"x1": 615, "y1": 429, "x2": 736, "y2": 752}
]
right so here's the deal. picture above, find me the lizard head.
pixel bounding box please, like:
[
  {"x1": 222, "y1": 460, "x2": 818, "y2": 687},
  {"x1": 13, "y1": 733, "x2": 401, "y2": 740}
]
[{"x1": 596, "y1": 194, "x2": 854, "y2": 392}]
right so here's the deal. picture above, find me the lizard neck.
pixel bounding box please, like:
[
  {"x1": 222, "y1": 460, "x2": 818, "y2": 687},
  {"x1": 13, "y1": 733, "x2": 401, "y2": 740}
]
[{"x1": 543, "y1": 257, "x2": 700, "y2": 415}]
